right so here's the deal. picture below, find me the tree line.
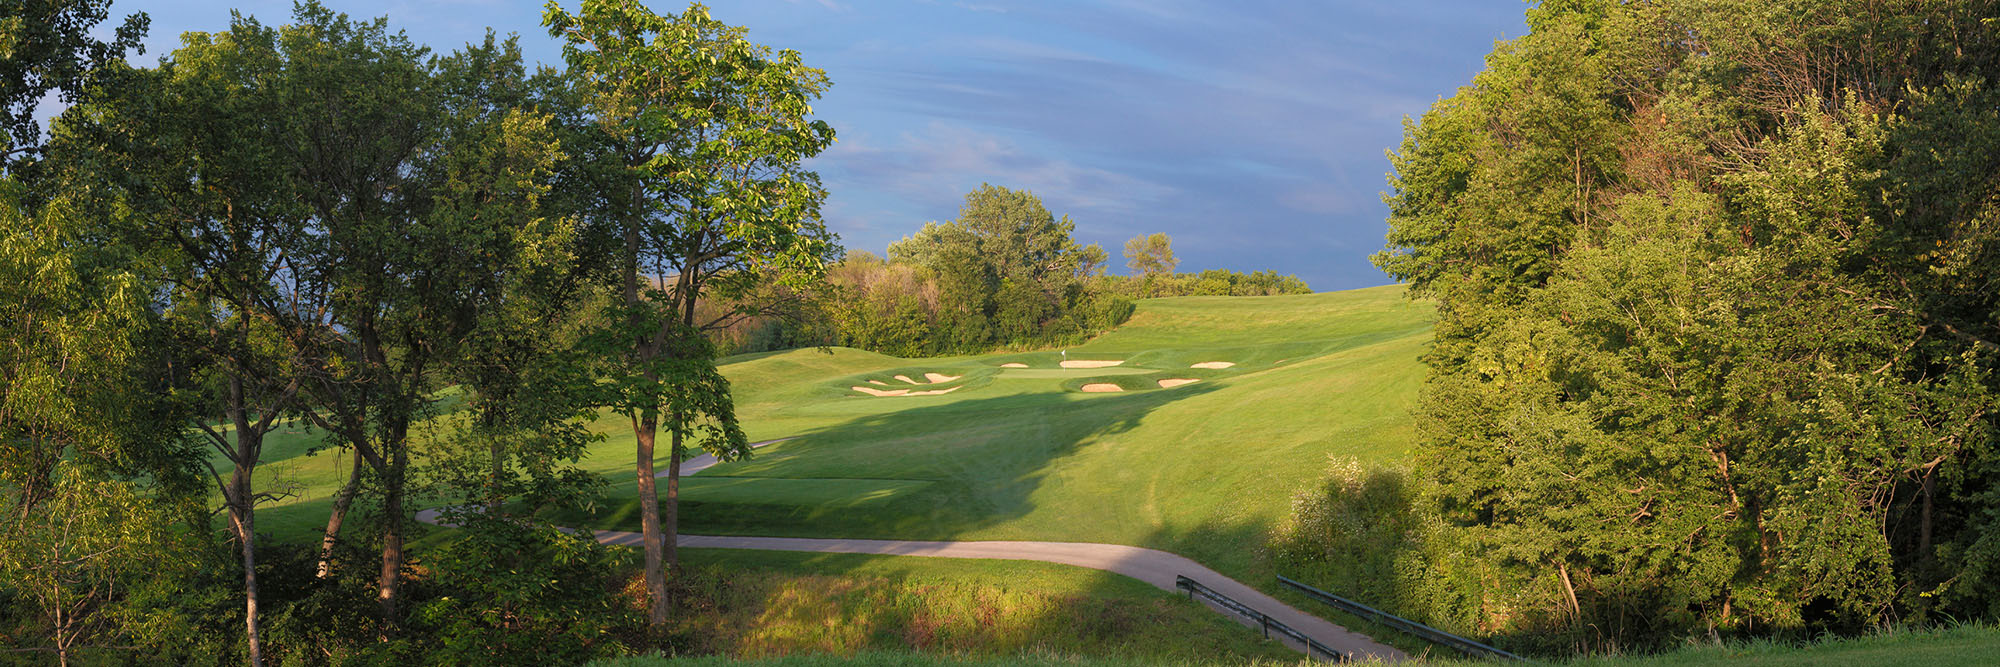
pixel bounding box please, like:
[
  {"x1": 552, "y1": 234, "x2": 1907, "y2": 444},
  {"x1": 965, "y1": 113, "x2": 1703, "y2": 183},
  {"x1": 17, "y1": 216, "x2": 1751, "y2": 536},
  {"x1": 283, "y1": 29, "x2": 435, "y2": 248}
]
[
  {"x1": 1279, "y1": 0, "x2": 2000, "y2": 656},
  {"x1": 715, "y1": 193, "x2": 1311, "y2": 358},
  {"x1": 1, "y1": 0, "x2": 833, "y2": 663}
]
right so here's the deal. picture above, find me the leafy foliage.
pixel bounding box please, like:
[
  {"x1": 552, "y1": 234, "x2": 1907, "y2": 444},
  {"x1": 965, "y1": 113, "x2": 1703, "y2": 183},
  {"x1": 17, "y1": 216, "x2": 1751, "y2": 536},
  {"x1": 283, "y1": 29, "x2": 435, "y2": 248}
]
[
  {"x1": 0, "y1": 0, "x2": 147, "y2": 171},
  {"x1": 1350, "y1": 0, "x2": 2000, "y2": 653},
  {"x1": 1122, "y1": 233, "x2": 1176, "y2": 277}
]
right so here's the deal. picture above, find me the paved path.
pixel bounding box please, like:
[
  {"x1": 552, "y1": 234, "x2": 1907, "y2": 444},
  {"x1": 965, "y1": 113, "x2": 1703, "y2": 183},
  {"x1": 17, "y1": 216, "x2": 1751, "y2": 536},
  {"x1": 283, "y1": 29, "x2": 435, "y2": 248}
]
[
  {"x1": 663, "y1": 437, "x2": 796, "y2": 477},
  {"x1": 595, "y1": 531, "x2": 1404, "y2": 662},
  {"x1": 424, "y1": 434, "x2": 1407, "y2": 662}
]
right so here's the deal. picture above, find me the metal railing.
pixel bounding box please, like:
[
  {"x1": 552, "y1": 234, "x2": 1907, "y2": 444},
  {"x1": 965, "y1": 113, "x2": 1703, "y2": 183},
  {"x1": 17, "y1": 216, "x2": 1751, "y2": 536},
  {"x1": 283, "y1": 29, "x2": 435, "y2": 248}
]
[
  {"x1": 1277, "y1": 574, "x2": 1528, "y2": 662},
  {"x1": 1175, "y1": 575, "x2": 1349, "y2": 662}
]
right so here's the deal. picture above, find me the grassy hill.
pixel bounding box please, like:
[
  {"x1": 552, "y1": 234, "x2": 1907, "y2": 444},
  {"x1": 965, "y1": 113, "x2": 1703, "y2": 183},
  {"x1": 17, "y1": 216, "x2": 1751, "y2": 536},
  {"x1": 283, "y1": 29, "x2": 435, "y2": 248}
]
[
  {"x1": 543, "y1": 284, "x2": 1436, "y2": 581},
  {"x1": 226, "y1": 284, "x2": 1432, "y2": 662},
  {"x1": 222, "y1": 286, "x2": 2000, "y2": 664},
  {"x1": 249, "y1": 285, "x2": 1435, "y2": 564}
]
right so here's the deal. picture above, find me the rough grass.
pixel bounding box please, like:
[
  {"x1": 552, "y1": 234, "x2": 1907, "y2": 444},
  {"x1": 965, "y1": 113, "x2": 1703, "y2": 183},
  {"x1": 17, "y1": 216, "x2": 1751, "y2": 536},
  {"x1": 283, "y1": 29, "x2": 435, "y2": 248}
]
[
  {"x1": 1559, "y1": 623, "x2": 2000, "y2": 667},
  {"x1": 657, "y1": 549, "x2": 1298, "y2": 663},
  {"x1": 594, "y1": 652, "x2": 1308, "y2": 666},
  {"x1": 595, "y1": 622, "x2": 2000, "y2": 666}
]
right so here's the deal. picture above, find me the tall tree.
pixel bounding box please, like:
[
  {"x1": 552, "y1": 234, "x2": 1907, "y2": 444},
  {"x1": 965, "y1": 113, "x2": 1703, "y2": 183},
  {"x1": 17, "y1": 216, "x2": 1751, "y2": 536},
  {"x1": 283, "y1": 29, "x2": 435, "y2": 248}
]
[
  {"x1": 1122, "y1": 232, "x2": 1176, "y2": 277},
  {"x1": 543, "y1": 0, "x2": 838, "y2": 626},
  {"x1": 72, "y1": 18, "x2": 323, "y2": 663}
]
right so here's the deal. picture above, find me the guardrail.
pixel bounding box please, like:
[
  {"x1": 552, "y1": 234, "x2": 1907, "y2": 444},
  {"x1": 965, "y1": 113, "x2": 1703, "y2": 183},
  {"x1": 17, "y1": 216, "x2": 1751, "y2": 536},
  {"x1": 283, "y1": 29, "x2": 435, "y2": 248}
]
[
  {"x1": 1277, "y1": 574, "x2": 1527, "y2": 662},
  {"x1": 1175, "y1": 575, "x2": 1348, "y2": 662}
]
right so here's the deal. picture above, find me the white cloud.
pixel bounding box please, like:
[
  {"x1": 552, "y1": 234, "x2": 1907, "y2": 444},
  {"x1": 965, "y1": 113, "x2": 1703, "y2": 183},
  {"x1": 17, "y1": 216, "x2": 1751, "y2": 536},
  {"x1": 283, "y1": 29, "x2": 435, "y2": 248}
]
[{"x1": 820, "y1": 121, "x2": 1175, "y2": 219}]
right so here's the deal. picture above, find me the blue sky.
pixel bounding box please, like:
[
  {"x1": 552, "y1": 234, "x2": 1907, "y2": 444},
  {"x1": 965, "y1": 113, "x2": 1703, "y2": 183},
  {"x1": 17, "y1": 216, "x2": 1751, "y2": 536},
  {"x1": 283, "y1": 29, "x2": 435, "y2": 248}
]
[{"x1": 86, "y1": 0, "x2": 1527, "y2": 290}]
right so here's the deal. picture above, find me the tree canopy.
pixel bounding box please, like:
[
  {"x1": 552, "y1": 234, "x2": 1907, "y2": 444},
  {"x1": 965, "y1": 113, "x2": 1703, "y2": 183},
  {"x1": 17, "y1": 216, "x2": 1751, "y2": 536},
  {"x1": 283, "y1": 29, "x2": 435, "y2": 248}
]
[
  {"x1": 1123, "y1": 232, "x2": 1176, "y2": 276},
  {"x1": 1356, "y1": 0, "x2": 2000, "y2": 653}
]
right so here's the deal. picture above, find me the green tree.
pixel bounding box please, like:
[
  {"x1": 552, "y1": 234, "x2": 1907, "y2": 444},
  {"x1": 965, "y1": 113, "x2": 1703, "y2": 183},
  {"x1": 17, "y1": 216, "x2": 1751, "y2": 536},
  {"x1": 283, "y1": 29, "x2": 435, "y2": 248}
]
[
  {"x1": 0, "y1": 0, "x2": 147, "y2": 173},
  {"x1": 1122, "y1": 232, "x2": 1176, "y2": 276},
  {"x1": 69, "y1": 18, "x2": 320, "y2": 662},
  {"x1": 1368, "y1": 0, "x2": 2000, "y2": 651},
  {"x1": 0, "y1": 463, "x2": 180, "y2": 667},
  {"x1": 0, "y1": 179, "x2": 197, "y2": 666},
  {"x1": 543, "y1": 0, "x2": 839, "y2": 625},
  {"x1": 887, "y1": 184, "x2": 1098, "y2": 346}
]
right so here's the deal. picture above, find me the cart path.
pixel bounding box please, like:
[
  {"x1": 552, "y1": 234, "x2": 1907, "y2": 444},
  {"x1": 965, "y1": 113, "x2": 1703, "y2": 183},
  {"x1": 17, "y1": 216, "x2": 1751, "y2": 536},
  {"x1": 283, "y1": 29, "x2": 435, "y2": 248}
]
[
  {"x1": 598, "y1": 531, "x2": 1404, "y2": 662},
  {"x1": 421, "y1": 434, "x2": 1407, "y2": 662},
  {"x1": 664, "y1": 437, "x2": 797, "y2": 478}
]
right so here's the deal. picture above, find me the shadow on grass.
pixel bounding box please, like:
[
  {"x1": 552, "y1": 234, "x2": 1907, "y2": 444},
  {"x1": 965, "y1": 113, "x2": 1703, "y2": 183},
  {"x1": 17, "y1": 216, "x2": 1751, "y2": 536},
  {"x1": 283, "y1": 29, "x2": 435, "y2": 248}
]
[{"x1": 555, "y1": 381, "x2": 1222, "y2": 543}]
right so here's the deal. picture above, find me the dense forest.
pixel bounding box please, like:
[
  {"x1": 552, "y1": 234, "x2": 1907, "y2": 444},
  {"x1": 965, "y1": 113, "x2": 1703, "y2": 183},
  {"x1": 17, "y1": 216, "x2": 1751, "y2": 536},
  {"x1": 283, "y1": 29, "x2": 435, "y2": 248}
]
[{"x1": 1280, "y1": 0, "x2": 2000, "y2": 655}]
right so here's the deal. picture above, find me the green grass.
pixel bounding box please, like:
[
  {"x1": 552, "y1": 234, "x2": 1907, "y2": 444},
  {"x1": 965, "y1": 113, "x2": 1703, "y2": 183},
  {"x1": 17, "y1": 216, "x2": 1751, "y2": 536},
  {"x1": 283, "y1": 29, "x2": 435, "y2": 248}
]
[
  {"x1": 525, "y1": 286, "x2": 1436, "y2": 582},
  {"x1": 1559, "y1": 624, "x2": 2000, "y2": 667},
  {"x1": 591, "y1": 622, "x2": 2000, "y2": 666},
  {"x1": 594, "y1": 651, "x2": 1306, "y2": 667},
  {"x1": 238, "y1": 285, "x2": 1434, "y2": 661},
  {"x1": 252, "y1": 285, "x2": 1435, "y2": 577},
  {"x1": 222, "y1": 285, "x2": 2000, "y2": 664},
  {"x1": 651, "y1": 549, "x2": 1300, "y2": 663}
]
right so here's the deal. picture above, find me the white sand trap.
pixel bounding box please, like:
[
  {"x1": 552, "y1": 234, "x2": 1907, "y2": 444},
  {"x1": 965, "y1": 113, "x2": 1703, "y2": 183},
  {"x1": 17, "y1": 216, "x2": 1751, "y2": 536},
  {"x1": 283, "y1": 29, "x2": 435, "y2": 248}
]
[
  {"x1": 1000, "y1": 362, "x2": 1029, "y2": 368},
  {"x1": 1061, "y1": 360, "x2": 1124, "y2": 369},
  {"x1": 906, "y1": 386, "x2": 963, "y2": 396},
  {"x1": 924, "y1": 372, "x2": 961, "y2": 383},
  {"x1": 893, "y1": 374, "x2": 920, "y2": 384},
  {"x1": 1080, "y1": 383, "x2": 1124, "y2": 393},
  {"x1": 1158, "y1": 378, "x2": 1199, "y2": 388},
  {"x1": 1191, "y1": 361, "x2": 1235, "y2": 369},
  {"x1": 867, "y1": 379, "x2": 887, "y2": 385},
  {"x1": 852, "y1": 386, "x2": 909, "y2": 397}
]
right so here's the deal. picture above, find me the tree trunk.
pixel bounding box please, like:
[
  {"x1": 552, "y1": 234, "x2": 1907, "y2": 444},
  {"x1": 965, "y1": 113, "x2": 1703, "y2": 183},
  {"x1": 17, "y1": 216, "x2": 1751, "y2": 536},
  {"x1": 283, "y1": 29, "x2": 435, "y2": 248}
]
[
  {"x1": 489, "y1": 435, "x2": 506, "y2": 516},
  {"x1": 633, "y1": 409, "x2": 668, "y2": 625},
  {"x1": 1556, "y1": 559, "x2": 1582, "y2": 620},
  {"x1": 234, "y1": 474, "x2": 265, "y2": 667},
  {"x1": 317, "y1": 447, "x2": 363, "y2": 578},
  {"x1": 226, "y1": 379, "x2": 267, "y2": 667},
  {"x1": 665, "y1": 423, "x2": 683, "y2": 571},
  {"x1": 375, "y1": 444, "x2": 408, "y2": 633},
  {"x1": 1920, "y1": 471, "x2": 1936, "y2": 561}
]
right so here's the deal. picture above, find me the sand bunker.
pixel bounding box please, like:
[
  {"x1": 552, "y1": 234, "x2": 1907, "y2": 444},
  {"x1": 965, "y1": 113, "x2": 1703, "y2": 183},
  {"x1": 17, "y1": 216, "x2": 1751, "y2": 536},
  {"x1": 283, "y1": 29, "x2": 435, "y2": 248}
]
[
  {"x1": 867, "y1": 379, "x2": 887, "y2": 385},
  {"x1": 1000, "y1": 362, "x2": 1029, "y2": 368},
  {"x1": 889, "y1": 372, "x2": 963, "y2": 385},
  {"x1": 853, "y1": 385, "x2": 962, "y2": 397},
  {"x1": 1079, "y1": 383, "x2": 1124, "y2": 393},
  {"x1": 1157, "y1": 378, "x2": 1199, "y2": 388},
  {"x1": 1190, "y1": 361, "x2": 1235, "y2": 369},
  {"x1": 1061, "y1": 360, "x2": 1124, "y2": 369}
]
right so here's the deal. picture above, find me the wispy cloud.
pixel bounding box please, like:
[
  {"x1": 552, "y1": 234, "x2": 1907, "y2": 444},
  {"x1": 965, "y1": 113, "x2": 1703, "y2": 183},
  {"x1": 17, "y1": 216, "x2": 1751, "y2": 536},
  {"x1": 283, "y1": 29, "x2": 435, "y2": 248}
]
[{"x1": 820, "y1": 122, "x2": 1174, "y2": 221}]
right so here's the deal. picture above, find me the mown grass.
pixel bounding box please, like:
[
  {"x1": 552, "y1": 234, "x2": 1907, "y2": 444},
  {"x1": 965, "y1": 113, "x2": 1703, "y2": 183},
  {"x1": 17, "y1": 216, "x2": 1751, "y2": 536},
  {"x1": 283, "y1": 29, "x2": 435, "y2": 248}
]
[
  {"x1": 537, "y1": 285, "x2": 1436, "y2": 584},
  {"x1": 249, "y1": 285, "x2": 1436, "y2": 583},
  {"x1": 221, "y1": 284, "x2": 1430, "y2": 663}
]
